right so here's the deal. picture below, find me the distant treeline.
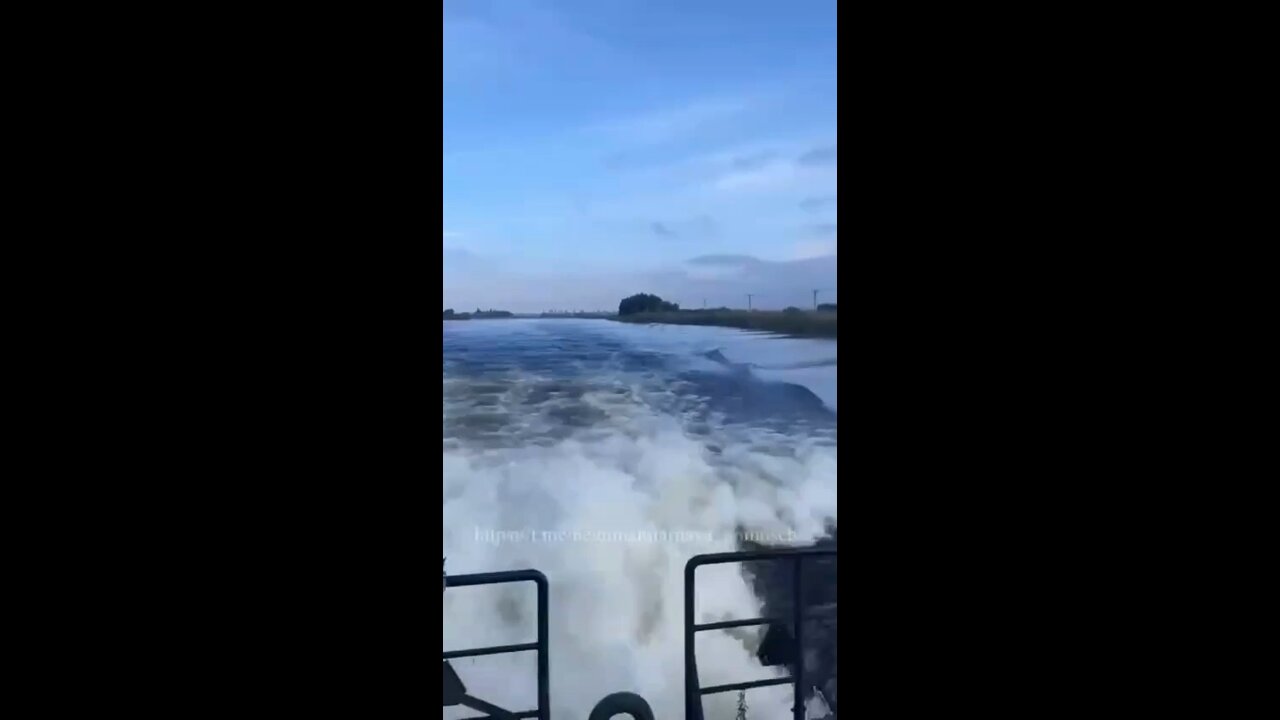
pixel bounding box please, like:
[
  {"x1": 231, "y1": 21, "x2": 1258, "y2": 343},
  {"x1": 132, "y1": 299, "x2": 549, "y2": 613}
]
[
  {"x1": 443, "y1": 308, "x2": 514, "y2": 320},
  {"x1": 540, "y1": 311, "x2": 617, "y2": 319},
  {"x1": 617, "y1": 293, "x2": 836, "y2": 316},
  {"x1": 613, "y1": 293, "x2": 837, "y2": 338}
]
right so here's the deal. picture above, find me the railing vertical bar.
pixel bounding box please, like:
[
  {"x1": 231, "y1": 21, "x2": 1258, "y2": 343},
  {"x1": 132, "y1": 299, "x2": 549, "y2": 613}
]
[
  {"x1": 536, "y1": 574, "x2": 549, "y2": 720},
  {"x1": 791, "y1": 557, "x2": 805, "y2": 720},
  {"x1": 685, "y1": 561, "x2": 701, "y2": 720}
]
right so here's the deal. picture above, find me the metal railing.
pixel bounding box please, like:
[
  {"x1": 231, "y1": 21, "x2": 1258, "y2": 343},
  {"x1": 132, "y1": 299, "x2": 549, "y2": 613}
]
[
  {"x1": 443, "y1": 569, "x2": 549, "y2": 720},
  {"x1": 443, "y1": 545, "x2": 834, "y2": 720},
  {"x1": 684, "y1": 546, "x2": 837, "y2": 720}
]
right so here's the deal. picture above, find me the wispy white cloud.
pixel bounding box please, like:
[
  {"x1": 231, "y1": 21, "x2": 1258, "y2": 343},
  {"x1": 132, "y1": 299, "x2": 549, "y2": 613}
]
[
  {"x1": 791, "y1": 219, "x2": 838, "y2": 260},
  {"x1": 586, "y1": 97, "x2": 753, "y2": 146},
  {"x1": 442, "y1": 17, "x2": 518, "y2": 81},
  {"x1": 713, "y1": 160, "x2": 801, "y2": 192},
  {"x1": 443, "y1": 0, "x2": 619, "y2": 87},
  {"x1": 690, "y1": 136, "x2": 839, "y2": 195},
  {"x1": 711, "y1": 158, "x2": 839, "y2": 196},
  {"x1": 797, "y1": 144, "x2": 838, "y2": 167},
  {"x1": 792, "y1": 239, "x2": 837, "y2": 260},
  {"x1": 799, "y1": 195, "x2": 837, "y2": 213}
]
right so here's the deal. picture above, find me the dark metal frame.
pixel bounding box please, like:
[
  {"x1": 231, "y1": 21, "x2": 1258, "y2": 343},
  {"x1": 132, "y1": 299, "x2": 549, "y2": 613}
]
[
  {"x1": 443, "y1": 569, "x2": 549, "y2": 720},
  {"x1": 443, "y1": 547, "x2": 834, "y2": 720},
  {"x1": 684, "y1": 547, "x2": 836, "y2": 720}
]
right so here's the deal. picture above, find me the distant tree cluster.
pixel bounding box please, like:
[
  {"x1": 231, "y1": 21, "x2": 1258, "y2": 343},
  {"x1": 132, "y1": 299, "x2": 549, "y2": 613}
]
[
  {"x1": 618, "y1": 293, "x2": 679, "y2": 316},
  {"x1": 443, "y1": 308, "x2": 513, "y2": 320},
  {"x1": 817, "y1": 303, "x2": 837, "y2": 312}
]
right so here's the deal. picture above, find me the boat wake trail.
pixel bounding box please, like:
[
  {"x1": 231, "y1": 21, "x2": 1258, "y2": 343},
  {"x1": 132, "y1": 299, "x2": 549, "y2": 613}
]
[{"x1": 444, "y1": 320, "x2": 837, "y2": 720}]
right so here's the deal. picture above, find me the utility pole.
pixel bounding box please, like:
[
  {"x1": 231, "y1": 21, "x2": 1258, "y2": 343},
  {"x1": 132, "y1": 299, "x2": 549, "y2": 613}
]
[
  {"x1": 746, "y1": 293, "x2": 754, "y2": 310},
  {"x1": 812, "y1": 289, "x2": 820, "y2": 310}
]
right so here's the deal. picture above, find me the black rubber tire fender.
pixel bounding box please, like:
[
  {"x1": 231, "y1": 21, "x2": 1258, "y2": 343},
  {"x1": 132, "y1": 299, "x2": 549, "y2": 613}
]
[{"x1": 588, "y1": 691, "x2": 656, "y2": 720}]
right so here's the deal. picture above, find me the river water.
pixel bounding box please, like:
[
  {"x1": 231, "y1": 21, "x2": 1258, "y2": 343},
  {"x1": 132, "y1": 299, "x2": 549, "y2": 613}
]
[{"x1": 443, "y1": 319, "x2": 838, "y2": 720}]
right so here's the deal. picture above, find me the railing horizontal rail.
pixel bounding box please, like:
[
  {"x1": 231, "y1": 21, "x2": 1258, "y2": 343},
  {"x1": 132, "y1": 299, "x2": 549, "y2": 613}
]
[
  {"x1": 700, "y1": 677, "x2": 794, "y2": 695},
  {"x1": 443, "y1": 642, "x2": 539, "y2": 660},
  {"x1": 694, "y1": 617, "x2": 778, "y2": 631}
]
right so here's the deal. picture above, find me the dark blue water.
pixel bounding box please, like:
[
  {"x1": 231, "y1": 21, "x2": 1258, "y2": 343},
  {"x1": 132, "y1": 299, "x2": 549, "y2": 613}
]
[{"x1": 443, "y1": 319, "x2": 837, "y2": 719}]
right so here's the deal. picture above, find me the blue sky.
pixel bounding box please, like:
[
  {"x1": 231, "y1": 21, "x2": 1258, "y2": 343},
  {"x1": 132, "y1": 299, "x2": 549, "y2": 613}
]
[{"x1": 443, "y1": 0, "x2": 838, "y2": 311}]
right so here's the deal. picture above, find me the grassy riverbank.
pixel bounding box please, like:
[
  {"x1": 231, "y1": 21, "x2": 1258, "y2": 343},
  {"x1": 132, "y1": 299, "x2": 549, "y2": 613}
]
[{"x1": 611, "y1": 309, "x2": 837, "y2": 338}]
